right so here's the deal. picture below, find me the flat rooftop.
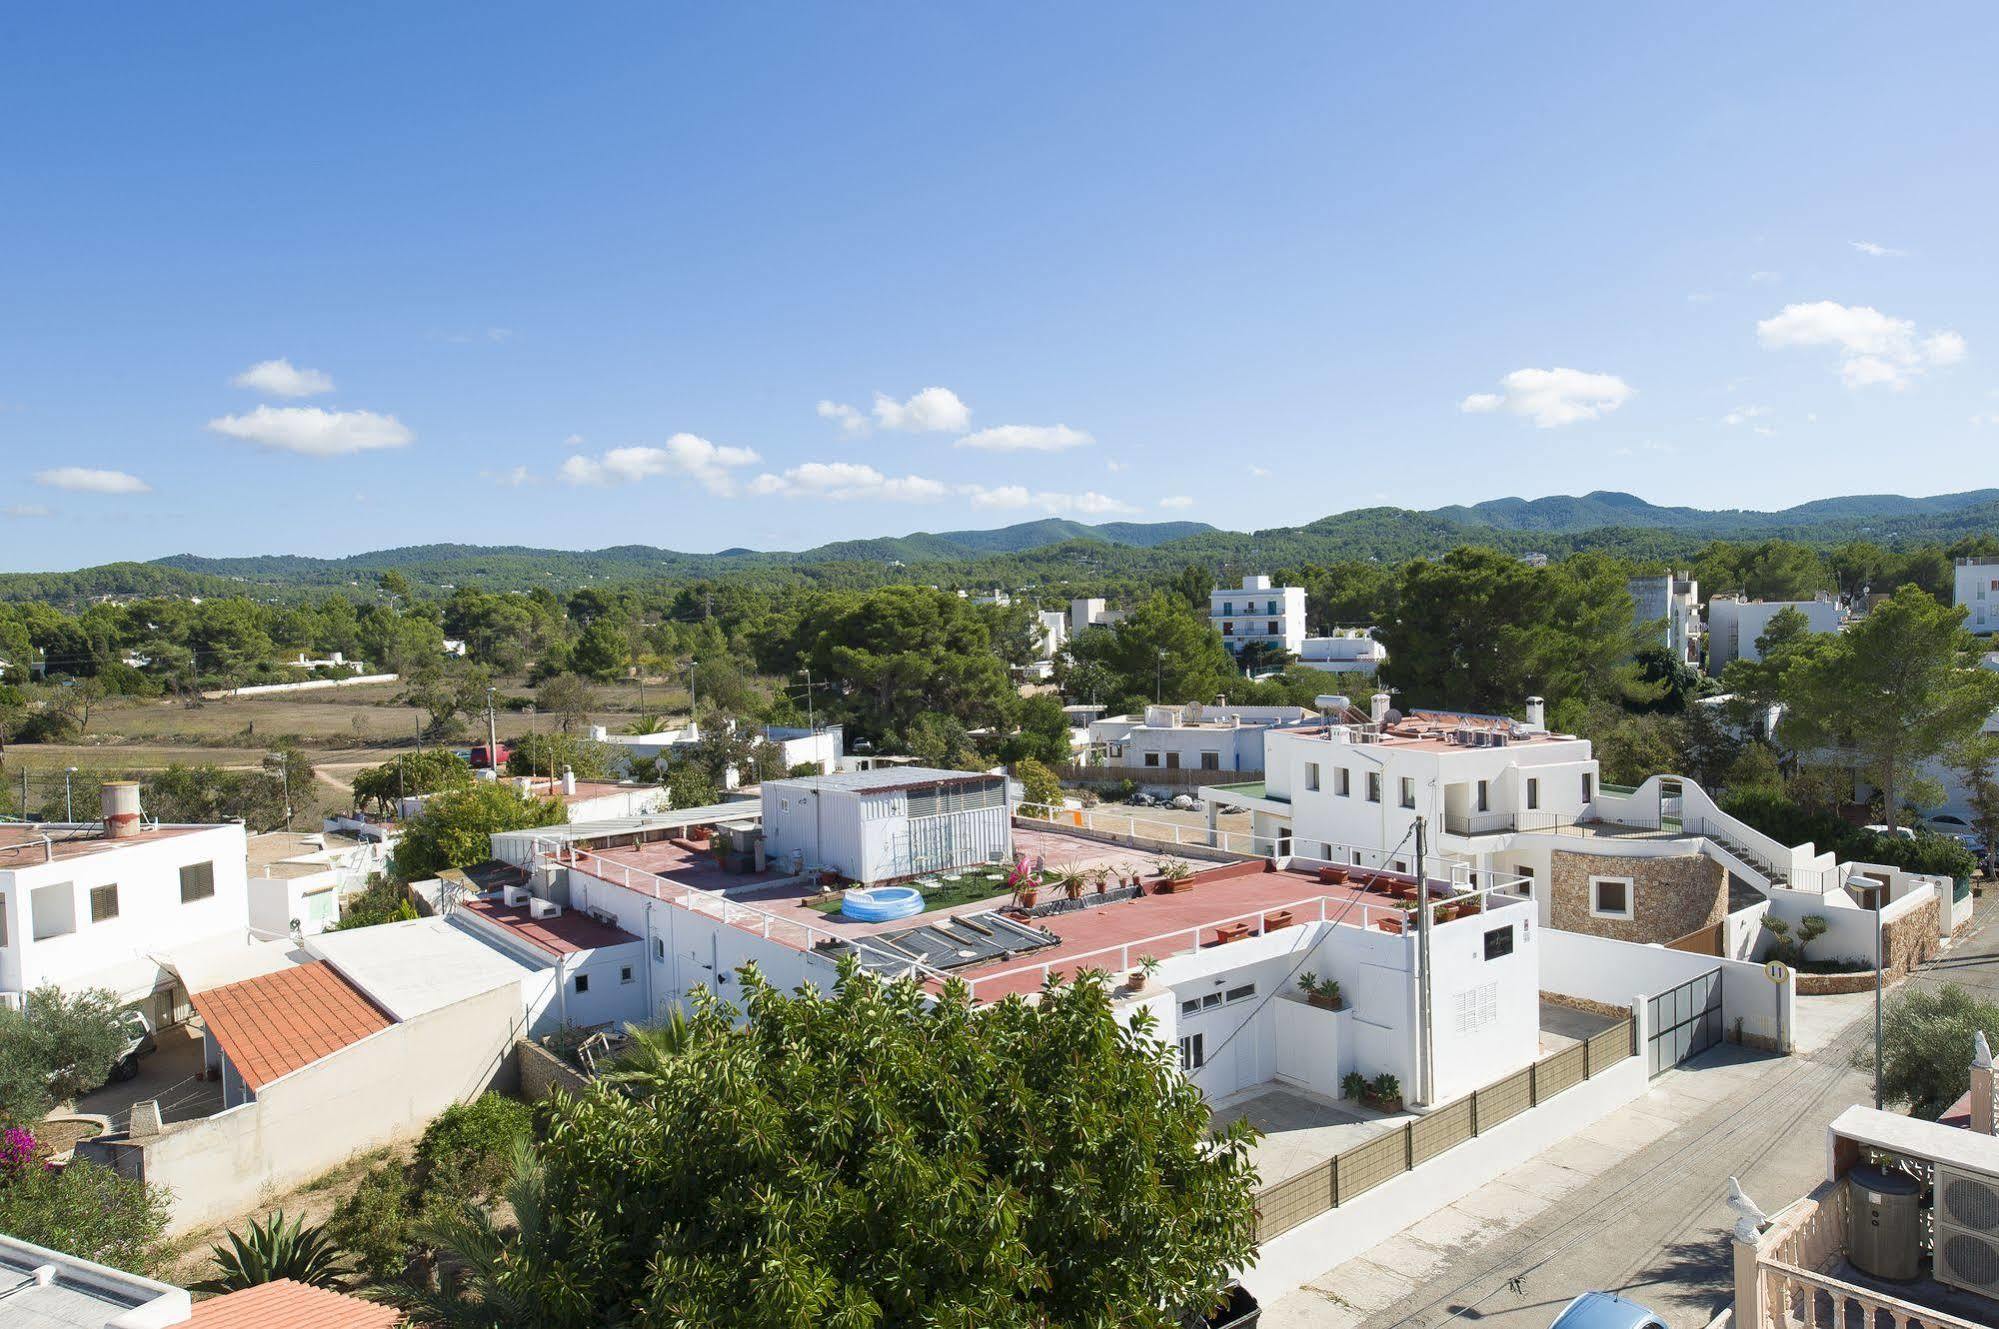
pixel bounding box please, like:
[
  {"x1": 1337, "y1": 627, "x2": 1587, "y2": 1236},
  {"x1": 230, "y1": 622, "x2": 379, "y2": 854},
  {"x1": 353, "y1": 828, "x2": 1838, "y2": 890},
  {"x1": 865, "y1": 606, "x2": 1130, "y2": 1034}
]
[
  {"x1": 307, "y1": 916, "x2": 537, "y2": 1020},
  {"x1": 245, "y1": 829, "x2": 371, "y2": 871},
  {"x1": 1271, "y1": 709, "x2": 1582, "y2": 754},
  {"x1": 0, "y1": 1234, "x2": 186, "y2": 1329},
  {"x1": 0, "y1": 822, "x2": 208, "y2": 870},
  {"x1": 765, "y1": 766, "x2": 1000, "y2": 793},
  {"x1": 460, "y1": 897, "x2": 640, "y2": 956}
]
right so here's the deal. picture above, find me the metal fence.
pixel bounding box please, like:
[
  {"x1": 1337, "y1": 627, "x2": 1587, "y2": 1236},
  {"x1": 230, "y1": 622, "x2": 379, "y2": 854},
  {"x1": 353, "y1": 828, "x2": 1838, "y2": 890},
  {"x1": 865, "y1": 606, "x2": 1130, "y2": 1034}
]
[{"x1": 1253, "y1": 1017, "x2": 1635, "y2": 1243}]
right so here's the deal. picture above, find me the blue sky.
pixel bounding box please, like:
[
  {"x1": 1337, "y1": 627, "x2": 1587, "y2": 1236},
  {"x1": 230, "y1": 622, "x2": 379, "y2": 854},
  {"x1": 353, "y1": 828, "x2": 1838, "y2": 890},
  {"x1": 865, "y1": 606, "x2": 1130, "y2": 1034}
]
[{"x1": 3, "y1": 4, "x2": 1994, "y2": 569}]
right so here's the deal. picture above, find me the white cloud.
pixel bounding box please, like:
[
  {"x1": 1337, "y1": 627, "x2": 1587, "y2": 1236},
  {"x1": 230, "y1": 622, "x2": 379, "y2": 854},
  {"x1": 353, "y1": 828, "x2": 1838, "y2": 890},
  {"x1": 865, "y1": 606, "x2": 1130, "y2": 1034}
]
[
  {"x1": 1249, "y1": 465, "x2": 1271, "y2": 478},
  {"x1": 560, "y1": 435, "x2": 761, "y2": 495},
  {"x1": 484, "y1": 465, "x2": 534, "y2": 487},
  {"x1": 954, "y1": 423, "x2": 1093, "y2": 452},
  {"x1": 1105, "y1": 458, "x2": 1126, "y2": 473},
  {"x1": 3, "y1": 503, "x2": 51, "y2": 518},
  {"x1": 231, "y1": 357, "x2": 333, "y2": 398},
  {"x1": 1611, "y1": 440, "x2": 1677, "y2": 457},
  {"x1": 1458, "y1": 367, "x2": 1634, "y2": 428},
  {"x1": 1158, "y1": 495, "x2": 1195, "y2": 510},
  {"x1": 207, "y1": 405, "x2": 413, "y2": 456},
  {"x1": 1039, "y1": 490, "x2": 1134, "y2": 516},
  {"x1": 971, "y1": 485, "x2": 1033, "y2": 510},
  {"x1": 872, "y1": 386, "x2": 971, "y2": 433},
  {"x1": 1851, "y1": 240, "x2": 1907, "y2": 258},
  {"x1": 748, "y1": 462, "x2": 950, "y2": 503},
  {"x1": 1756, "y1": 300, "x2": 1967, "y2": 389},
  {"x1": 1721, "y1": 405, "x2": 1770, "y2": 426},
  {"x1": 562, "y1": 433, "x2": 585, "y2": 449},
  {"x1": 816, "y1": 400, "x2": 869, "y2": 436},
  {"x1": 35, "y1": 466, "x2": 151, "y2": 494}
]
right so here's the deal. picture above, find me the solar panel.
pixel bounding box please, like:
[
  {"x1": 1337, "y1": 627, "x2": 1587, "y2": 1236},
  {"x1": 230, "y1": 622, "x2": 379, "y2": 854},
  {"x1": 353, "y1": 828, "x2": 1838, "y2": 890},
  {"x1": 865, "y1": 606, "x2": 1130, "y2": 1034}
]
[{"x1": 827, "y1": 909, "x2": 1059, "y2": 978}]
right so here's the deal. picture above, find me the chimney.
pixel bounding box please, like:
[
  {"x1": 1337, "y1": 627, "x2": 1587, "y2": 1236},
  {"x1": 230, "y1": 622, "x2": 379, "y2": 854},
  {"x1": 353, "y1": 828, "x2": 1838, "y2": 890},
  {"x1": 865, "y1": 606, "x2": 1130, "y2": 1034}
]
[
  {"x1": 1370, "y1": 692, "x2": 1391, "y2": 726},
  {"x1": 129, "y1": 1099, "x2": 163, "y2": 1138},
  {"x1": 100, "y1": 781, "x2": 143, "y2": 839},
  {"x1": 1525, "y1": 696, "x2": 1546, "y2": 730},
  {"x1": 561, "y1": 765, "x2": 577, "y2": 797},
  {"x1": 1973, "y1": 1033, "x2": 1996, "y2": 1136}
]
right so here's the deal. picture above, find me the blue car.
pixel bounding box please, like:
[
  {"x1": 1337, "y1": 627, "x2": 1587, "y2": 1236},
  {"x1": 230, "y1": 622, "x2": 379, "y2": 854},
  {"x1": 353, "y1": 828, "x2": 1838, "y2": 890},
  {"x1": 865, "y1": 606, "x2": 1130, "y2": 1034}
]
[{"x1": 1549, "y1": 1291, "x2": 1668, "y2": 1329}]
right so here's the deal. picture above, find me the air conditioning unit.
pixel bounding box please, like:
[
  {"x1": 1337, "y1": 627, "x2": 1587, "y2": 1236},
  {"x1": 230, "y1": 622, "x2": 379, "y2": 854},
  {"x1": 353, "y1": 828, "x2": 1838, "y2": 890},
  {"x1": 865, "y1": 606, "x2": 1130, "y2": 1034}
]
[
  {"x1": 528, "y1": 898, "x2": 563, "y2": 920},
  {"x1": 1935, "y1": 1166, "x2": 1999, "y2": 1298},
  {"x1": 588, "y1": 908, "x2": 617, "y2": 928},
  {"x1": 502, "y1": 884, "x2": 530, "y2": 908}
]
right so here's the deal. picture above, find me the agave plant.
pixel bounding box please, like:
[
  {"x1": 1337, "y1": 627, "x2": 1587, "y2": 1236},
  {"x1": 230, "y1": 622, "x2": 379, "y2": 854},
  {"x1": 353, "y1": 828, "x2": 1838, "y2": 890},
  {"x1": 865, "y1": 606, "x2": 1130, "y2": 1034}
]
[{"x1": 193, "y1": 1210, "x2": 351, "y2": 1292}]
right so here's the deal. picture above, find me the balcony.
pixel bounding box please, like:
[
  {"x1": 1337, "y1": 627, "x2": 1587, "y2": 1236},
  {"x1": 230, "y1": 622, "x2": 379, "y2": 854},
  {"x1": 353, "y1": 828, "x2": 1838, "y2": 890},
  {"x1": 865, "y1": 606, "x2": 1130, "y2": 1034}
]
[{"x1": 1440, "y1": 809, "x2": 1577, "y2": 836}]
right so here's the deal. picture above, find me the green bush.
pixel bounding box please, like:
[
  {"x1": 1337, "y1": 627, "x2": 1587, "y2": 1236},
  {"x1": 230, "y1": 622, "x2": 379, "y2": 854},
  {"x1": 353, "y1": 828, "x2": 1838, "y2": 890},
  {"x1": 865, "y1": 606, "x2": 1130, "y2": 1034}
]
[
  {"x1": 0, "y1": 1157, "x2": 168, "y2": 1271},
  {"x1": 326, "y1": 1160, "x2": 414, "y2": 1283},
  {"x1": 414, "y1": 1093, "x2": 533, "y2": 1204},
  {"x1": 0, "y1": 986, "x2": 130, "y2": 1126}
]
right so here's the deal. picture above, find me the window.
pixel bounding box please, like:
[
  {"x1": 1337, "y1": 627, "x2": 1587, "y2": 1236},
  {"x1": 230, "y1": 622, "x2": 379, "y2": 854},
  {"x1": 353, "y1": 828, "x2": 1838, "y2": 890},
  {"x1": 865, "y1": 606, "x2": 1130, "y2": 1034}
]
[
  {"x1": 1305, "y1": 762, "x2": 1321, "y2": 791},
  {"x1": 1335, "y1": 767, "x2": 1351, "y2": 797},
  {"x1": 620, "y1": 966, "x2": 635, "y2": 984},
  {"x1": 1266, "y1": 600, "x2": 1278, "y2": 615},
  {"x1": 1224, "y1": 983, "x2": 1255, "y2": 1003},
  {"x1": 1221, "y1": 601, "x2": 1234, "y2": 616},
  {"x1": 1199, "y1": 751, "x2": 1220, "y2": 771},
  {"x1": 1484, "y1": 926, "x2": 1515, "y2": 960},
  {"x1": 1221, "y1": 622, "x2": 1234, "y2": 636},
  {"x1": 575, "y1": 973, "x2": 591, "y2": 994},
  {"x1": 1178, "y1": 1033, "x2": 1206, "y2": 1070},
  {"x1": 1525, "y1": 778, "x2": 1540, "y2": 811},
  {"x1": 1165, "y1": 752, "x2": 1181, "y2": 770},
  {"x1": 178, "y1": 861, "x2": 216, "y2": 904},
  {"x1": 1366, "y1": 772, "x2": 1382, "y2": 803},
  {"x1": 1589, "y1": 876, "x2": 1634, "y2": 919},
  {"x1": 1476, "y1": 780, "x2": 1489, "y2": 812},
  {"x1": 1143, "y1": 752, "x2": 1160, "y2": 767},
  {"x1": 1266, "y1": 620, "x2": 1279, "y2": 635},
  {"x1": 1582, "y1": 773, "x2": 1594, "y2": 804},
  {"x1": 1515, "y1": 864, "x2": 1536, "y2": 898},
  {"x1": 89, "y1": 884, "x2": 120, "y2": 923},
  {"x1": 1201, "y1": 991, "x2": 1224, "y2": 1010},
  {"x1": 31, "y1": 883, "x2": 75, "y2": 941},
  {"x1": 653, "y1": 937, "x2": 666, "y2": 961},
  {"x1": 1180, "y1": 997, "x2": 1201, "y2": 1017},
  {"x1": 1454, "y1": 980, "x2": 1500, "y2": 1033},
  {"x1": 1399, "y1": 777, "x2": 1416, "y2": 809}
]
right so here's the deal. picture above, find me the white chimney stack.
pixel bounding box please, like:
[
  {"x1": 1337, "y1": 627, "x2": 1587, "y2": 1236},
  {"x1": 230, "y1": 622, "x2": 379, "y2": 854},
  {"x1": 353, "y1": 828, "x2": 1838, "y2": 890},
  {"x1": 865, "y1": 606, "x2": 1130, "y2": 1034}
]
[
  {"x1": 561, "y1": 765, "x2": 577, "y2": 797},
  {"x1": 1525, "y1": 696, "x2": 1546, "y2": 730},
  {"x1": 1370, "y1": 692, "x2": 1391, "y2": 726}
]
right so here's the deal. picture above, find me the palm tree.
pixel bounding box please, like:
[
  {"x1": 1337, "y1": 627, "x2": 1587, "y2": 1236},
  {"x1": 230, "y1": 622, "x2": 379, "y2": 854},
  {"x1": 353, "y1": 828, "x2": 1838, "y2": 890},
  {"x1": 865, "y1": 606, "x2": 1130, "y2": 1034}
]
[
  {"x1": 596, "y1": 1008, "x2": 693, "y2": 1094},
  {"x1": 193, "y1": 1210, "x2": 350, "y2": 1292},
  {"x1": 399, "y1": 1141, "x2": 599, "y2": 1329}
]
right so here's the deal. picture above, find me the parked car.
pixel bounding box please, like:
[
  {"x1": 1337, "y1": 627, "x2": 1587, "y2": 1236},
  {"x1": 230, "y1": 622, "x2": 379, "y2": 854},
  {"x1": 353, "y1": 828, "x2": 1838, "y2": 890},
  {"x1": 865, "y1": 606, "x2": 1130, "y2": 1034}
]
[
  {"x1": 1925, "y1": 812, "x2": 1975, "y2": 835},
  {"x1": 1548, "y1": 1291, "x2": 1667, "y2": 1329},
  {"x1": 107, "y1": 1009, "x2": 157, "y2": 1083},
  {"x1": 1862, "y1": 824, "x2": 1919, "y2": 841}
]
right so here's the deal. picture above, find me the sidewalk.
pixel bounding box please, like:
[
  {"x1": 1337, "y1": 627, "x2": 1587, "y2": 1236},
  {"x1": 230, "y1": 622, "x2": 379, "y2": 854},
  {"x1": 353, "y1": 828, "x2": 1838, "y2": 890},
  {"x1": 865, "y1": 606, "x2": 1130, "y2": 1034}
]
[{"x1": 1260, "y1": 1040, "x2": 1826, "y2": 1329}]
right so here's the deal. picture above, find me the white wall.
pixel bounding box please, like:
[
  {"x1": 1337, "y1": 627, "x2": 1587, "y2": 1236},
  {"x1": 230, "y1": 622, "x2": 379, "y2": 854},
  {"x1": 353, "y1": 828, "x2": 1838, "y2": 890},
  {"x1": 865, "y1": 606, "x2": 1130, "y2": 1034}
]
[
  {"x1": 96, "y1": 980, "x2": 522, "y2": 1233},
  {"x1": 0, "y1": 824, "x2": 249, "y2": 1004},
  {"x1": 1423, "y1": 900, "x2": 1541, "y2": 1103},
  {"x1": 1540, "y1": 928, "x2": 1793, "y2": 1051},
  {"x1": 1273, "y1": 999, "x2": 1350, "y2": 1099}
]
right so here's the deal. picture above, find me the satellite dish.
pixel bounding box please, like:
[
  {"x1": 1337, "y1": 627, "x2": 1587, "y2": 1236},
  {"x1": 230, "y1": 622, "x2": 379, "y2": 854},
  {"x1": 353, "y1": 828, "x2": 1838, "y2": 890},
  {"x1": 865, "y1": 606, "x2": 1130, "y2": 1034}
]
[{"x1": 1383, "y1": 708, "x2": 1403, "y2": 725}]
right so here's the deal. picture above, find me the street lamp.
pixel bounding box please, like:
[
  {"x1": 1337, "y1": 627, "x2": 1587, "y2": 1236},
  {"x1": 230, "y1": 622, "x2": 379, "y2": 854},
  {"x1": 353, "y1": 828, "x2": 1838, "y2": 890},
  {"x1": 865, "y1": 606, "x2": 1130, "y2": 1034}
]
[
  {"x1": 64, "y1": 766, "x2": 78, "y2": 822},
  {"x1": 1156, "y1": 649, "x2": 1168, "y2": 704}
]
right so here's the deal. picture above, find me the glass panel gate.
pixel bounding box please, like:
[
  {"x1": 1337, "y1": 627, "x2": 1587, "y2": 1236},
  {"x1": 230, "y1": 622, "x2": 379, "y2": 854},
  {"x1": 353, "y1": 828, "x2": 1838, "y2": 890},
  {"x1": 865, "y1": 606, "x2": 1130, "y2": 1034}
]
[{"x1": 1647, "y1": 967, "x2": 1723, "y2": 1075}]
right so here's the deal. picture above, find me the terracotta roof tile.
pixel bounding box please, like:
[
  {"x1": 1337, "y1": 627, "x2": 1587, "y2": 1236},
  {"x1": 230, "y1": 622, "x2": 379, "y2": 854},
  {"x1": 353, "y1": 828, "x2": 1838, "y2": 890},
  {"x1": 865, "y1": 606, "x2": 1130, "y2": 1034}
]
[
  {"x1": 187, "y1": 1279, "x2": 403, "y2": 1328},
  {"x1": 192, "y1": 962, "x2": 394, "y2": 1092}
]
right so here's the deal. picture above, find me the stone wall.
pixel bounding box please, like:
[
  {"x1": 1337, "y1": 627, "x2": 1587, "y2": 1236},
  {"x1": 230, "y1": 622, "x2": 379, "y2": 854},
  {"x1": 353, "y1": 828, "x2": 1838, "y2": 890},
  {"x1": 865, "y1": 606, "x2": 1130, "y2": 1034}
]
[
  {"x1": 1881, "y1": 894, "x2": 1940, "y2": 976},
  {"x1": 518, "y1": 1038, "x2": 590, "y2": 1103},
  {"x1": 1549, "y1": 849, "x2": 1727, "y2": 946}
]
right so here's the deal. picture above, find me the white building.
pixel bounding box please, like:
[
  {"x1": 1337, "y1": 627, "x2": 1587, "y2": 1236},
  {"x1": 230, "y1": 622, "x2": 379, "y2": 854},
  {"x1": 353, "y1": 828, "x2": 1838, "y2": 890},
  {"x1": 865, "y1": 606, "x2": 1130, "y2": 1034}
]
[
  {"x1": 0, "y1": 785, "x2": 249, "y2": 1026},
  {"x1": 244, "y1": 828, "x2": 384, "y2": 940},
  {"x1": 1956, "y1": 556, "x2": 1999, "y2": 636},
  {"x1": 1088, "y1": 701, "x2": 1320, "y2": 778},
  {"x1": 760, "y1": 767, "x2": 1011, "y2": 884},
  {"x1": 1627, "y1": 571, "x2": 1702, "y2": 665},
  {"x1": 1295, "y1": 631, "x2": 1388, "y2": 675},
  {"x1": 1068, "y1": 597, "x2": 1125, "y2": 635},
  {"x1": 1706, "y1": 593, "x2": 1845, "y2": 671},
  {"x1": 587, "y1": 721, "x2": 843, "y2": 785},
  {"x1": 1211, "y1": 574, "x2": 1308, "y2": 659}
]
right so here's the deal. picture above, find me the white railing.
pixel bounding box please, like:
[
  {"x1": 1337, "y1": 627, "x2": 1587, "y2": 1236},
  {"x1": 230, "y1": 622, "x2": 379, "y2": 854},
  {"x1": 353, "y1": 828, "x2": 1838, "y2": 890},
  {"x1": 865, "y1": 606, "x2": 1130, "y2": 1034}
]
[
  {"x1": 533, "y1": 838, "x2": 959, "y2": 988},
  {"x1": 1014, "y1": 802, "x2": 1288, "y2": 857},
  {"x1": 1746, "y1": 1178, "x2": 1986, "y2": 1329}
]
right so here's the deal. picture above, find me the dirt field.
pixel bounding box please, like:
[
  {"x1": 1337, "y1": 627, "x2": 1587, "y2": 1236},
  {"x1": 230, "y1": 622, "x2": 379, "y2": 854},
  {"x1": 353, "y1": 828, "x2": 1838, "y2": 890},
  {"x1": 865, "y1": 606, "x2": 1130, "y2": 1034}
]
[{"x1": 3, "y1": 677, "x2": 683, "y2": 808}]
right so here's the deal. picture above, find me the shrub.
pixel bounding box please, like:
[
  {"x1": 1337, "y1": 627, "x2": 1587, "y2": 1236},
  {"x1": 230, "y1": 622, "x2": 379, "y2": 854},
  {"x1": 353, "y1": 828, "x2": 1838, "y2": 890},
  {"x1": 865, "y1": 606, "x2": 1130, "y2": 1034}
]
[
  {"x1": 1340, "y1": 1071, "x2": 1368, "y2": 1101},
  {"x1": 1856, "y1": 984, "x2": 1999, "y2": 1118},
  {"x1": 327, "y1": 1160, "x2": 415, "y2": 1283},
  {"x1": 193, "y1": 1210, "x2": 350, "y2": 1292},
  {"x1": 414, "y1": 1093, "x2": 534, "y2": 1204},
  {"x1": 0, "y1": 1157, "x2": 168, "y2": 1271},
  {"x1": 0, "y1": 985, "x2": 130, "y2": 1125}
]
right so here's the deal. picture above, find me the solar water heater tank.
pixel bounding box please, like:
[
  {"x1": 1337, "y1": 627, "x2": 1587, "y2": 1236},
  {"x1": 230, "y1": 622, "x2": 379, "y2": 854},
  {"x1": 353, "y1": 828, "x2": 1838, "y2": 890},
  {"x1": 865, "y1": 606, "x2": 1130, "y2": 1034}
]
[{"x1": 1846, "y1": 1164, "x2": 1922, "y2": 1282}]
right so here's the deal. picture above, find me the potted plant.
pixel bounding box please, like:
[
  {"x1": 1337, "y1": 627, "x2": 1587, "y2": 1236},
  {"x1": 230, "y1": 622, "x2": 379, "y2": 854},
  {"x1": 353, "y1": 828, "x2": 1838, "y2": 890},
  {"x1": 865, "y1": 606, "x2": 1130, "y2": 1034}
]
[
  {"x1": 1123, "y1": 954, "x2": 1161, "y2": 994},
  {"x1": 1364, "y1": 1073, "x2": 1403, "y2": 1113},
  {"x1": 1005, "y1": 859, "x2": 1041, "y2": 909},
  {"x1": 1153, "y1": 859, "x2": 1196, "y2": 894},
  {"x1": 1341, "y1": 1071, "x2": 1368, "y2": 1102},
  {"x1": 1090, "y1": 867, "x2": 1111, "y2": 897},
  {"x1": 1296, "y1": 973, "x2": 1343, "y2": 1011},
  {"x1": 1052, "y1": 868, "x2": 1088, "y2": 902}
]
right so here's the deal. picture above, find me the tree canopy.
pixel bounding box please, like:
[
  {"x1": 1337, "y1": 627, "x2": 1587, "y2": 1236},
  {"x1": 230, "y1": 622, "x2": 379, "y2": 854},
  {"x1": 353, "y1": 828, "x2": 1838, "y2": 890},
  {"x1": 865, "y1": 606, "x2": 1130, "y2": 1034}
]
[
  {"x1": 416, "y1": 964, "x2": 1259, "y2": 1327},
  {"x1": 394, "y1": 784, "x2": 564, "y2": 881}
]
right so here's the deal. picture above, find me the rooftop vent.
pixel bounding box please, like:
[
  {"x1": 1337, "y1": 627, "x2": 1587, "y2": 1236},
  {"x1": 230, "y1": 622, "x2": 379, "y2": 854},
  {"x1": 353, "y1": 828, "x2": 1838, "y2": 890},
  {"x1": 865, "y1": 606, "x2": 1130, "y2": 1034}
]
[
  {"x1": 100, "y1": 781, "x2": 142, "y2": 839},
  {"x1": 528, "y1": 898, "x2": 563, "y2": 920},
  {"x1": 502, "y1": 884, "x2": 531, "y2": 908}
]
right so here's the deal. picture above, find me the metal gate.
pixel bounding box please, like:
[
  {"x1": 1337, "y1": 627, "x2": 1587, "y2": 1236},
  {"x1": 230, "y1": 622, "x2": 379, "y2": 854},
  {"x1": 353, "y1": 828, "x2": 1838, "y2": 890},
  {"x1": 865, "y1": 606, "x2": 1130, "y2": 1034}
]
[{"x1": 1647, "y1": 967, "x2": 1723, "y2": 1075}]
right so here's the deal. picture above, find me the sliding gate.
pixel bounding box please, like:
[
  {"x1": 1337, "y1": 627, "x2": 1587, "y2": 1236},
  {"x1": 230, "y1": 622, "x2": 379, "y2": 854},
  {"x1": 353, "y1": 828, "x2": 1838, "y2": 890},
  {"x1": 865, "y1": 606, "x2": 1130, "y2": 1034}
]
[{"x1": 1646, "y1": 967, "x2": 1723, "y2": 1075}]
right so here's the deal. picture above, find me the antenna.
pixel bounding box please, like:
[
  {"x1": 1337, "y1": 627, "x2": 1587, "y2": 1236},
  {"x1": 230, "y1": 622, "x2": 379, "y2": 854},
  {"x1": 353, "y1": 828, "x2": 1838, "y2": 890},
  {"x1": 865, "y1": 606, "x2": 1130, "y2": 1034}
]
[{"x1": 789, "y1": 668, "x2": 832, "y2": 732}]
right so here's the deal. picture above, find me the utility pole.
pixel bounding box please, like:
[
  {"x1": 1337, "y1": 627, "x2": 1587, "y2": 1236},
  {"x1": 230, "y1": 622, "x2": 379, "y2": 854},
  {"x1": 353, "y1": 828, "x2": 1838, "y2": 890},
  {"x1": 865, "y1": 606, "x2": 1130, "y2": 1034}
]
[
  {"x1": 64, "y1": 767, "x2": 77, "y2": 822},
  {"x1": 1156, "y1": 649, "x2": 1167, "y2": 704},
  {"x1": 1414, "y1": 815, "x2": 1434, "y2": 1108},
  {"x1": 276, "y1": 753, "x2": 293, "y2": 830},
  {"x1": 790, "y1": 669, "x2": 831, "y2": 732},
  {"x1": 1874, "y1": 899, "x2": 1885, "y2": 1110},
  {"x1": 486, "y1": 687, "x2": 500, "y2": 773}
]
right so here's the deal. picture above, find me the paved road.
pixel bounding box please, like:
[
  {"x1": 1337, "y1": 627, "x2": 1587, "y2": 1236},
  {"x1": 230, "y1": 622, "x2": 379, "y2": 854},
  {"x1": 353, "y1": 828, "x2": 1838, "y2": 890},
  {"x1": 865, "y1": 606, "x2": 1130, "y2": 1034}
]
[{"x1": 1272, "y1": 896, "x2": 1998, "y2": 1329}]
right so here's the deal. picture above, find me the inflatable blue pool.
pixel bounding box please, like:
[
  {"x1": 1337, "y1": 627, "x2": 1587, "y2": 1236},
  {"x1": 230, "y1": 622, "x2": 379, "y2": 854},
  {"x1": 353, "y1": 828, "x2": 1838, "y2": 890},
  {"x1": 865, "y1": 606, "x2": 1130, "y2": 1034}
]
[{"x1": 840, "y1": 885, "x2": 924, "y2": 922}]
